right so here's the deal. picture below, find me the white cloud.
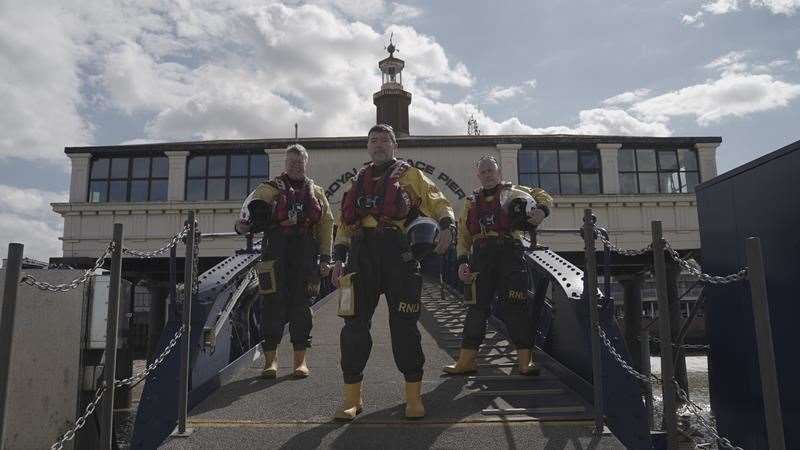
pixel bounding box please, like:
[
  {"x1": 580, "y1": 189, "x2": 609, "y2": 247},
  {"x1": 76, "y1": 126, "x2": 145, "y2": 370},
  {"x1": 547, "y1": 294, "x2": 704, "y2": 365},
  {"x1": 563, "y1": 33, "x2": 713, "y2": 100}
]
[
  {"x1": 631, "y1": 72, "x2": 800, "y2": 125},
  {"x1": 797, "y1": 49, "x2": 800, "y2": 60},
  {"x1": 703, "y1": 0, "x2": 740, "y2": 14},
  {"x1": 390, "y1": 3, "x2": 422, "y2": 21},
  {"x1": 705, "y1": 50, "x2": 750, "y2": 74},
  {"x1": 485, "y1": 79, "x2": 537, "y2": 104},
  {"x1": 0, "y1": 185, "x2": 67, "y2": 261},
  {"x1": 683, "y1": 0, "x2": 798, "y2": 26},
  {"x1": 487, "y1": 86, "x2": 526, "y2": 103},
  {"x1": 681, "y1": 12, "x2": 706, "y2": 27},
  {"x1": 602, "y1": 88, "x2": 652, "y2": 106},
  {"x1": 0, "y1": 0, "x2": 92, "y2": 161},
  {"x1": 750, "y1": 0, "x2": 800, "y2": 14}
]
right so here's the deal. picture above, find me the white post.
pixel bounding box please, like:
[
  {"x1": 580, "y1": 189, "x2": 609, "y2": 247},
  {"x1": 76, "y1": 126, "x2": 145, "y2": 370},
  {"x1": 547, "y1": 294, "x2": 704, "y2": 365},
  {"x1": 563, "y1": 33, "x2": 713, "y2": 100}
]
[
  {"x1": 695, "y1": 142, "x2": 720, "y2": 183},
  {"x1": 165, "y1": 151, "x2": 191, "y2": 201},
  {"x1": 597, "y1": 143, "x2": 622, "y2": 194},
  {"x1": 266, "y1": 148, "x2": 285, "y2": 179},
  {"x1": 497, "y1": 143, "x2": 521, "y2": 184},
  {"x1": 67, "y1": 153, "x2": 92, "y2": 202}
]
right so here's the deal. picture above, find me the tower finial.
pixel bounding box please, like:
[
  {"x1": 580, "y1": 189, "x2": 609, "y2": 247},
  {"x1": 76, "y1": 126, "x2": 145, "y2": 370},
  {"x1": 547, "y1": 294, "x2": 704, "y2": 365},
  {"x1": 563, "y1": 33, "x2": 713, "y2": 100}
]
[{"x1": 386, "y1": 32, "x2": 397, "y2": 57}]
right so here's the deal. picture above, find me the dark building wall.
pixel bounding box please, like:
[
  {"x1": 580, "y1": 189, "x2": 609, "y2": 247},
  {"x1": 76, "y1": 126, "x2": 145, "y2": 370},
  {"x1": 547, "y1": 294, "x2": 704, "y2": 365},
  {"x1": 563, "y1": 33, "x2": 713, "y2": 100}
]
[{"x1": 695, "y1": 139, "x2": 800, "y2": 450}]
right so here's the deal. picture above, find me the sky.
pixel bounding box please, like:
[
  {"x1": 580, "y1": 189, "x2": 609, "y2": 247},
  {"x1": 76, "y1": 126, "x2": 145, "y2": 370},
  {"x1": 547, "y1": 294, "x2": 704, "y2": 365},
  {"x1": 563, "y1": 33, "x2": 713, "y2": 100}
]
[{"x1": 1, "y1": 0, "x2": 798, "y2": 262}]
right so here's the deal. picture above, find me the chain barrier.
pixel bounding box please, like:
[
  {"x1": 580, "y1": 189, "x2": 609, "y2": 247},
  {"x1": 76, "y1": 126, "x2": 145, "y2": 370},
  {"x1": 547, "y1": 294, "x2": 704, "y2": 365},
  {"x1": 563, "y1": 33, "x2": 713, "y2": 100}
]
[
  {"x1": 663, "y1": 242, "x2": 748, "y2": 285},
  {"x1": 121, "y1": 225, "x2": 190, "y2": 258},
  {"x1": 594, "y1": 229, "x2": 747, "y2": 284},
  {"x1": 46, "y1": 221, "x2": 199, "y2": 450},
  {"x1": 20, "y1": 242, "x2": 114, "y2": 292},
  {"x1": 50, "y1": 384, "x2": 106, "y2": 450},
  {"x1": 597, "y1": 325, "x2": 743, "y2": 449},
  {"x1": 596, "y1": 233, "x2": 653, "y2": 256}
]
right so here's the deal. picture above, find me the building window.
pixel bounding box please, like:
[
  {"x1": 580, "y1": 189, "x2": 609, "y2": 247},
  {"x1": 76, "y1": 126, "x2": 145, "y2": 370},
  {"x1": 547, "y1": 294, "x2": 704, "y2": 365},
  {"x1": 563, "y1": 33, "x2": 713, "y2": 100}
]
[
  {"x1": 186, "y1": 153, "x2": 269, "y2": 201},
  {"x1": 518, "y1": 149, "x2": 602, "y2": 194},
  {"x1": 88, "y1": 156, "x2": 168, "y2": 202},
  {"x1": 618, "y1": 148, "x2": 700, "y2": 194}
]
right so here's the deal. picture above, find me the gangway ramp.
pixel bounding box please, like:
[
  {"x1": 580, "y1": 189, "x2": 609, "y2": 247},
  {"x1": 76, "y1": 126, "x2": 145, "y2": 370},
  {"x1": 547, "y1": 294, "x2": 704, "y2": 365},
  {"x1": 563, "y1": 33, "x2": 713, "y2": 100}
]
[{"x1": 161, "y1": 279, "x2": 624, "y2": 449}]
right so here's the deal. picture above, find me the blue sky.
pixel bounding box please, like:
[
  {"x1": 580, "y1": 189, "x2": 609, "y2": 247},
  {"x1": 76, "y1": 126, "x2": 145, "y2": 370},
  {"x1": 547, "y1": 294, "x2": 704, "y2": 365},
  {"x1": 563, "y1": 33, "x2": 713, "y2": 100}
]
[{"x1": 1, "y1": 0, "x2": 799, "y2": 260}]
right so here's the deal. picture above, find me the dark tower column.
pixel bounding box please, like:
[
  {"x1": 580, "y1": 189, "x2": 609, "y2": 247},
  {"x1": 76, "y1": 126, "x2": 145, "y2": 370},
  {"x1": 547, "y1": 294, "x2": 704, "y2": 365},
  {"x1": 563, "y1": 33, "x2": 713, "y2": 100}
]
[{"x1": 373, "y1": 40, "x2": 412, "y2": 136}]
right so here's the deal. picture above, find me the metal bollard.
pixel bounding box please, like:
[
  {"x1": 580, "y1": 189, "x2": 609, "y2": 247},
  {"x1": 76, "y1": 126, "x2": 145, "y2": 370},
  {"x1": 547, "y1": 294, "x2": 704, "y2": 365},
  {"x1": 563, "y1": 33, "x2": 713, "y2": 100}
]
[
  {"x1": 745, "y1": 237, "x2": 785, "y2": 450},
  {"x1": 0, "y1": 243, "x2": 24, "y2": 448},
  {"x1": 100, "y1": 224, "x2": 124, "y2": 450},
  {"x1": 651, "y1": 221, "x2": 678, "y2": 450},
  {"x1": 582, "y1": 209, "x2": 604, "y2": 433},
  {"x1": 176, "y1": 211, "x2": 196, "y2": 437}
]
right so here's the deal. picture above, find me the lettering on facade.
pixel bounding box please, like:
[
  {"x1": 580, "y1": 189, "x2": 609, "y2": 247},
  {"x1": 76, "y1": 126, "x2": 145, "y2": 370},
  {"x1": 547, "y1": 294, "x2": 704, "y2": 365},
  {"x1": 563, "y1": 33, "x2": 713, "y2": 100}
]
[{"x1": 325, "y1": 159, "x2": 466, "y2": 200}]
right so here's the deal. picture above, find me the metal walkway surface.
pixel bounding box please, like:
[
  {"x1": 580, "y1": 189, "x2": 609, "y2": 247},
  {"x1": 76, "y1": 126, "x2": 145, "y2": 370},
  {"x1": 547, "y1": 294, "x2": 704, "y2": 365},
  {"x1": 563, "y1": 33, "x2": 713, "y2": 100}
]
[{"x1": 161, "y1": 280, "x2": 624, "y2": 449}]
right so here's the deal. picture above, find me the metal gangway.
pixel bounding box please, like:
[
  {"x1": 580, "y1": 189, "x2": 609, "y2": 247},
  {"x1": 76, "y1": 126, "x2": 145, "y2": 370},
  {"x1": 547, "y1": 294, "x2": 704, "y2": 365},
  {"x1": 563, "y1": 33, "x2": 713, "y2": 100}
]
[{"x1": 1, "y1": 209, "x2": 776, "y2": 450}]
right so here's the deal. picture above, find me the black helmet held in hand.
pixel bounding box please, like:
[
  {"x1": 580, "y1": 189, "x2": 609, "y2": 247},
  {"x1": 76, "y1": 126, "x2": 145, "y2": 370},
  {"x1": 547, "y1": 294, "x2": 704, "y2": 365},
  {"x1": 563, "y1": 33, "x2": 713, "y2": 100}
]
[{"x1": 406, "y1": 216, "x2": 440, "y2": 260}]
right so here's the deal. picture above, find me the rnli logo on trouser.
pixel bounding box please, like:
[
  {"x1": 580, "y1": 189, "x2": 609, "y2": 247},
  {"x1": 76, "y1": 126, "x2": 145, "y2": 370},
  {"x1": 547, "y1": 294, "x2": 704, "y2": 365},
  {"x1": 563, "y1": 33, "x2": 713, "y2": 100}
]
[
  {"x1": 506, "y1": 290, "x2": 526, "y2": 301},
  {"x1": 398, "y1": 302, "x2": 420, "y2": 313}
]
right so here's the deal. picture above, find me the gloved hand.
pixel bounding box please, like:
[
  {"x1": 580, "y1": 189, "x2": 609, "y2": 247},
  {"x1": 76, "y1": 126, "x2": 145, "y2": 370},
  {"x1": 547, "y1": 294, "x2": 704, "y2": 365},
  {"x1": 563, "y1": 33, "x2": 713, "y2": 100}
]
[{"x1": 527, "y1": 207, "x2": 546, "y2": 226}]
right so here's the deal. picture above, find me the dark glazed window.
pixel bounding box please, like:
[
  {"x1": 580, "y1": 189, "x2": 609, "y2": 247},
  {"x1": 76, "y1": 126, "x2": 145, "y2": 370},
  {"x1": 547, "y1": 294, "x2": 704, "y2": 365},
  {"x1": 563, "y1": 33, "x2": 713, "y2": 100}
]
[
  {"x1": 185, "y1": 152, "x2": 269, "y2": 200},
  {"x1": 88, "y1": 155, "x2": 169, "y2": 202},
  {"x1": 618, "y1": 148, "x2": 700, "y2": 193},
  {"x1": 518, "y1": 148, "x2": 602, "y2": 194}
]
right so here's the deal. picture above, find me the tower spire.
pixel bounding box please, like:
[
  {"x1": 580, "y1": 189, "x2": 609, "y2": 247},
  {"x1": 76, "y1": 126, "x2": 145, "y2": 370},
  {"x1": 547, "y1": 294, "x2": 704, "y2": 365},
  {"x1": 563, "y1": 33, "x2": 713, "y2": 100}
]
[{"x1": 374, "y1": 35, "x2": 412, "y2": 136}]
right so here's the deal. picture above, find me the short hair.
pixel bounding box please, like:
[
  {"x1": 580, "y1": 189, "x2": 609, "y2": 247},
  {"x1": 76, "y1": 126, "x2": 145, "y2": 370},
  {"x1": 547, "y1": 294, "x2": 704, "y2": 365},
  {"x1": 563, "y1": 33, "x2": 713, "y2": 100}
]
[
  {"x1": 475, "y1": 154, "x2": 500, "y2": 169},
  {"x1": 285, "y1": 143, "x2": 309, "y2": 160},
  {"x1": 368, "y1": 124, "x2": 397, "y2": 144}
]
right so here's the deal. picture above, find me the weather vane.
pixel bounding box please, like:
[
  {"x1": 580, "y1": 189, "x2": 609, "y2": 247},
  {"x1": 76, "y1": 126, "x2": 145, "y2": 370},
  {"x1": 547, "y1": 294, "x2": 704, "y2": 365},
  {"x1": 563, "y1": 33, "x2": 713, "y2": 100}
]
[{"x1": 385, "y1": 32, "x2": 398, "y2": 57}]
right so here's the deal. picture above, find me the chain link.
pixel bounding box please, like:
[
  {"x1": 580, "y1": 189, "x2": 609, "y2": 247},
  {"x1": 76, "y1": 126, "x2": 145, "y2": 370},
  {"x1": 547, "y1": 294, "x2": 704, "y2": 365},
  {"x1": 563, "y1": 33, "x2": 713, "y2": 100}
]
[
  {"x1": 597, "y1": 325, "x2": 743, "y2": 449},
  {"x1": 51, "y1": 384, "x2": 107, "y2": 450},
  {"x1": 115, "y1": 325, "x2": 185, "y2": 387},
  {"x1": 674, "y1": 381, "x2": 744, "y2": 450},
  {"x1": 596, "y1": 233, "x2": 653, "y2": 256},
  {"x1": 663, "y1": 242, "x2": 747, "y2": 284},
  {"x1": 49, "y1": 221, "x2": 199, "y2": 450},
  {"x1": 21, "y1": 242, "x2": 114, "y2": 292},
  {"x1": 122, "y1": 225, "x2": 189, "y2": 258}
]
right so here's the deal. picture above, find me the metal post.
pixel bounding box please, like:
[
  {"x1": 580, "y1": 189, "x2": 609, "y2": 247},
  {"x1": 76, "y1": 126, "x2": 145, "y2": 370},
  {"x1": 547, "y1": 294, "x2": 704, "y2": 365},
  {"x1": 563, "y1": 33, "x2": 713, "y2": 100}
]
[
  {"x1": 169, "y1": 245, "x2": 178, "y2": 320},
  {"x1": 745, "y1": 237, "x2": 785, "y2": 450},
  {"x1": 582, "y1": 209, "x2": 604, "y2": 433},
  {"x1": 0, "y1": 243, "x2": 24, "y2": 448},
  {"x1": 176, "y1": 211, "x2": 195, "y2": 437},
  {"x1": 100, "y1": 223, "x2": 124, "y2": 450},
  {"x1": 666, "y1": 261, "x2": 689, "y2": 396},
  {"x1": 652, "y1": 221, "x2": 678, "y2": 450}
]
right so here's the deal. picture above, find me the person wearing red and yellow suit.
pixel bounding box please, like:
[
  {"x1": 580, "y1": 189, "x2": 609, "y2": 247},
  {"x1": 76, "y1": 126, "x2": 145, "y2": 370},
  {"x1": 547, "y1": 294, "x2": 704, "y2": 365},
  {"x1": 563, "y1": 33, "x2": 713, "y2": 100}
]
[
  {"x1": 443, "y1": 155, "x2": 553, "y2": 377},
  {"x1": 330, "y1": 124, "x2": 455, "y2": 421},
  {"x1": 235, "y1": 144, "x2": 334, "y2": 379}
]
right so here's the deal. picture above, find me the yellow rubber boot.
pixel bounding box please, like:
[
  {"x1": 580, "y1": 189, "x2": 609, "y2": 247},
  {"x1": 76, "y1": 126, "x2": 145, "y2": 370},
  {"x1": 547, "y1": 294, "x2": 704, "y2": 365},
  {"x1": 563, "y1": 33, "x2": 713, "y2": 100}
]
[
  {"x1": 404, "y1": 382, "x2": 426, "y2": 419},
  {"x1": 517, "y1": 349, "x2": 540, "y2": 376},
  {"x1": 262, "y1": 350, "x2": 278, "y2": 379},
  {"x1": 334, "y1": 382, "x2": 363, "y2": 421},
  {"x1": 293, "y1": 350, "x2": 309, "y2": 378},
  {"x1": 442, "y1": 349, "x2": 478, "y2": 375}
]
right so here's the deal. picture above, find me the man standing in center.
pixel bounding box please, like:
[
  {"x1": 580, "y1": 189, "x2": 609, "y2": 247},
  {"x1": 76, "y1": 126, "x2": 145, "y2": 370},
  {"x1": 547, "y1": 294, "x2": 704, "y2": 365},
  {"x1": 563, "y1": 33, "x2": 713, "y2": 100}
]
[{"x1": 330, "y1": 124, "x2": 455, "y2": 421}]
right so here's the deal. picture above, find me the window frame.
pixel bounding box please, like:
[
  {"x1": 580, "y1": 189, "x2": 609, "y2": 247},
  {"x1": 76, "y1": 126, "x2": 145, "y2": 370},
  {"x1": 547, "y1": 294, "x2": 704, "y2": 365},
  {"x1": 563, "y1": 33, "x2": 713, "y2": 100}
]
[
  {"x1": 618, "y1": 148, "x2": 700, "y2": 194},
  {"x1": 517, "y1": 148, "x2": 603, "y2": 195},
  {"x1": 185, "y1": 152, "x2": 269, "y2": 201},
  {"x1": 87, "y1": 155, "x2": 169, "y2": 203}
]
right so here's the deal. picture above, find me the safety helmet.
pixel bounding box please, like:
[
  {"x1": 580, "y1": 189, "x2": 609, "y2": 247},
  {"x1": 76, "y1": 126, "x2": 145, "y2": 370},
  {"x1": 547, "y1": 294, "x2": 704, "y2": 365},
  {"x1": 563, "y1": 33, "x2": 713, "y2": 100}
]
[
  {"x1": 500, "y1": 187, "x2": 537, "y2": 230},
  {"x1": 406, "y1": 216, "x2": 440, "y2": 260}
]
